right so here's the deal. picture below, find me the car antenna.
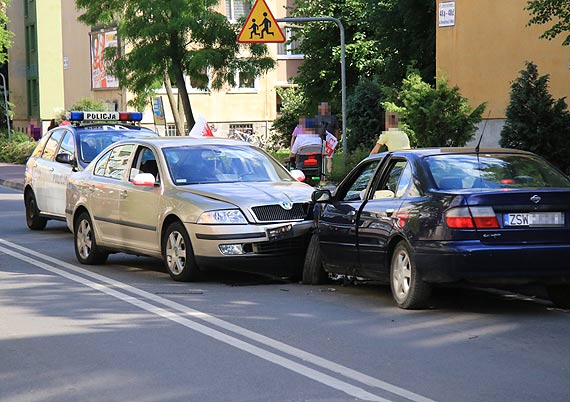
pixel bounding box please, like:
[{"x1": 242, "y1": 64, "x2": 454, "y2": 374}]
[{"x1": 475, "y1": 110, "x2": 492, "y2": 154}]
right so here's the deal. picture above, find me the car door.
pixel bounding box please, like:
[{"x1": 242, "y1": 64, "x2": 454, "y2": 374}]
[
  {"x1": 33, "y1": 129, "x2": 64, "y2": 214},
  {"x1": 318, "y1": 159, "x2": 382, "y2": 273},
  {"x1": 88, "y1": 144, "x2": 135, "y2": 246},
  {"x1": 117, "y1": 145, "x2": 162, "y2": 253},
  {"x1": 357, "y1": 158, "x2": 412, "y2": 278},
  {"x1": 50, "y1": 130, "x2": 76, "y2": 217}
]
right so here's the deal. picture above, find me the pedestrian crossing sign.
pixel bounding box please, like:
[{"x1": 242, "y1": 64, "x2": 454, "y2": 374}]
[{"x1": 237, "y1": 0, "x2": 285, "y2": 43}]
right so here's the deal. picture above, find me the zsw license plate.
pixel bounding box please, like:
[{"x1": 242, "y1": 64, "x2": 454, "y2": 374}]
[{"x1": 503, "y1": 212, "x2": 564, "y2": 227}]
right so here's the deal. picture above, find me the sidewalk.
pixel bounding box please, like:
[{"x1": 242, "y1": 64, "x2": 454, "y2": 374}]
[{"x1": 0, "y1": 163, "x2": 25, "y2": 191}]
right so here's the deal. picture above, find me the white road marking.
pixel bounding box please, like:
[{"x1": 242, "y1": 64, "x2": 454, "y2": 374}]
[{"x1": 0, "y1": 239, "x2": 438, "y2": 402}]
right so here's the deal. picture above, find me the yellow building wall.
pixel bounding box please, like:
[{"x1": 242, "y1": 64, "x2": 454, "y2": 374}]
[
  {"x1": 36, "y1": 0, "x2": 65, "y2": 121},
  {"x1": 436, "y1": 0, "x2": 570, "y2": 119},
  {"x1": 6, "y1": 0, "x2": 27, "y2": 130}
]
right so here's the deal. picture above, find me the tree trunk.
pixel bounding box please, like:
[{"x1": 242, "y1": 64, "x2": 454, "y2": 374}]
[
  {"x1": 163, "y1": 70, "x2": 185, "y2": 135},
  {"x1": 173, "y1": 63, "x2": 195, "y2": 129}
]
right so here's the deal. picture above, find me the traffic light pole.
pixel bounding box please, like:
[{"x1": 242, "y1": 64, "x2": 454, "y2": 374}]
[
  {"x1": 276, "y1": 17, "x2": 346, "y2": 168},
  {"x1": 0, "y1": 73, "x2": 10, "y2": 141}
]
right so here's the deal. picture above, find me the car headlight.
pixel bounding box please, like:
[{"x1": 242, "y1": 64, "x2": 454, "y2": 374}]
[{"x1": 197, "y1": 210, "x2": 247, "y2": 224}]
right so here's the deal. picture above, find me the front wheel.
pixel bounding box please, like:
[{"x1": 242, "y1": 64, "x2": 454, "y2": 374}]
[
  {"x1": 25, "y1": 191, "x2": 47, "y2": 230},
  {"x1": 547, "y1": 284, "x2": 570, "y2": 309},
  {"x1": 390, "y1": 241, "x2": 431, "y2": 309},
  {"x1": 163, "y1": 222, "x2": 200, "y2": 282},
  {"x1": 302, "y1": 233, "x2": 328, "y2": 285},
  {"x1": 74, "y1": 212, "x2": 108, "y2": 265}
]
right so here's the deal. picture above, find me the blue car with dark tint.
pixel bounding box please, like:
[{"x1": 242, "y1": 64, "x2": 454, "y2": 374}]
[{"x1": 303, "y1": 147, "x2": 570, "y2": 309}]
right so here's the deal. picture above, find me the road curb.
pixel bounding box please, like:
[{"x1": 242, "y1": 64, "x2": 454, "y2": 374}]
[{"x1": 0, "y1": 179, "x2": 24, "y2": 192}]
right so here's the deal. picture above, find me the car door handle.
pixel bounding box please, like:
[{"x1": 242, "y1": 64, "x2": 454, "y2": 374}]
[
  {"x1": 49, "y1": 167, "x2": 55, "y2": 172},
  {"x1": 120, "y1": 190, "x2": 128, "y2": 199}
]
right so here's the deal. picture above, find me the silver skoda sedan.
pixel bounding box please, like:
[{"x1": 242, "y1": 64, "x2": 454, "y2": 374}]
[{"x1": 65, "y1": 137, "x2": 315, "y2": 281}]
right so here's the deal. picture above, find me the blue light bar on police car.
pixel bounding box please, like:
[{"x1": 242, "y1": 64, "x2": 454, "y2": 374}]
[{"x1": 68, "y1": 111, "x2": 143, "y2": 122}]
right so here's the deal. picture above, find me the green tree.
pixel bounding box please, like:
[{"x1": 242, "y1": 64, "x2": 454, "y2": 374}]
[
  {"x1": 527, "y1": 0, "x2": 570, "y2": 45},
  {"x1": 75, "y1": 0, "x2": 275, "y2": 130},
  {"x1": 0, "y1": 0, "x2": 13, "y2": 65},
  {"x1": 500, "y1": 62, "x2": 570, "y2": 172},
  {"x1": 387, "y1": 73, "x2": 485, "y2": 147},
  {"x1": 290, "y1": 0, "x2": 435, "y2": 109},
  {"x1": 346, "y1": 77, "x2": 385, "y2": 153},
  {"x1": 270, "y1": 87, "x2": 311, "y2": 149}
]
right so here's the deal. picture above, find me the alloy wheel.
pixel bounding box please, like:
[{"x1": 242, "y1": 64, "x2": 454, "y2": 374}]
[
  {"x1": 392, "y1": 248, "x2": 412, "y2": 301},
  {"x1": 166, "y1": 230, "x2": 186, "y2": 275},
  {"x1": 76, "y1": 219, "x2": 93, "y2": 260}
]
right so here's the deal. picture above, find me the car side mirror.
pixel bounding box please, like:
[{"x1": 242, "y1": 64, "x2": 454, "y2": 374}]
[
  {"x1": 132, "y1": 173, "x2": 156, "y2": 187},
  {"x1": 311, "y1": 189, "x2": 332, "y2": 203},
  {"x1": 289, "y1": 169, "x2": 306, "y2": 182},
  {"x1": 55, "y1": 153, "x2": 73, "y2": 165}
]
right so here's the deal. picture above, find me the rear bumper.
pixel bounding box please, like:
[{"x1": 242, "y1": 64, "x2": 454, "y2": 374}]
[{"x1": 414, "y1": 241, "x2": 570, "y2": 284}]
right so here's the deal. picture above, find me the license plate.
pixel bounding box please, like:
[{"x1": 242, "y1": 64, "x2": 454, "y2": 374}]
[
  {"x1": 503, "y1": 212, "x2": 564, "y2": 227},
  {"x1": 267, "y1": 224, "x2": 294, "y2": 241}
]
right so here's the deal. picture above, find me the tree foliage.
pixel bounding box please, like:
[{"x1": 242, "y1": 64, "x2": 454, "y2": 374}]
[
  {"x1": 75, "y1": 0, "x2": 275, "y2": 129},
  {"x1": 527, "y1": 0, "x2": 570, "y2": 45},
  {"x1": 346, "y1": 78, "x2": 385, "y2": 153},
  {"x1": 270, "y1": 87, "x2": 311, "y2": 149},
  {"x1": 70, "y1": 97, "x2": 106, "y2": 112},
  {"x1": 0, "y1": 0, "x2": 13, "y2": 65},
  {"x1": 386, "y1": 73, "x2": 485, "y2": 148},
  {"x1": 290, "y1": 0, "x2": 435, "y2": 110},
  {"x1": 500, "y1": 62, "x2": 570, "y2": 172}
]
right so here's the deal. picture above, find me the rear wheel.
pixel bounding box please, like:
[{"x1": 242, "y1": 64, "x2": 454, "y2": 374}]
[
  {"x1": 547, "y1": 284, "x2": 570, "y2": 309},
  {"x1": 302, "y1": 233, "x2": 328, "y2": 285},
  {"x1": 390, "y1": 241, "x2": 431, "y2": 309},
  {"x1": 74, "y1": 212, "x2": 108, "y2": 265},
  {"x1": 163, "y1": 222, "x2": 200, "y2": 282},
  {"x1": 25, "y1": 191, "x2": 47, "y2": 230}
]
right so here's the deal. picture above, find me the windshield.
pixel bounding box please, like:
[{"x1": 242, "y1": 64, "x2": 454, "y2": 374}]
[
  {"x1": 163, "y1": 145, "x2": 294, "y2": 185},
  {"x1": 79, "y1": 130, "x2": 157, "y2": 164},
  {"x1": 425, "y1": 153, "x2": 570, "y2": 190}
]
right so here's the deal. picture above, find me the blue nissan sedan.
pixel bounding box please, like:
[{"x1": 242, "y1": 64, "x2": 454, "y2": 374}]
[{"x1": 304, "y1": 148, "x2": 570, "y2": 309}]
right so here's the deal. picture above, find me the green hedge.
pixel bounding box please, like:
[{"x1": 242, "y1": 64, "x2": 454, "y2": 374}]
[{"x1": 0, "y1": 131, "x2": 37, "y2": 164}]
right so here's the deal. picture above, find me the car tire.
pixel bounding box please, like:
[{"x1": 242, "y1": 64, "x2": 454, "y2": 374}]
[
  {"x1": 546, "y1": 284, "x2": 570, "y2": 309},
  {"x1": 25, "y1": 190, "x2": 47, "y2": 230},
  {"x1": 163, "y1": 222, "x2": 200, "y2": 282},
  {"x1": 302, "y1": 233, "x2": 328, "y2": 285},
  {"x1": 74, "y1": 212, "x2": 108, "y2": 265},
  {"x1": 390, "y1": 241, "x2": 431, "y2": 309}
]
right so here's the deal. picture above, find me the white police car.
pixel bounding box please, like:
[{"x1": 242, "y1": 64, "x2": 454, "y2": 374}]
[{"x1": 24, "y1": 111, "x2": 158, "y2": 230}]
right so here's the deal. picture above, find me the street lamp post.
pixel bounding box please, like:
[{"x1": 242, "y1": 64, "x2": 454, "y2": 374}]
[
  {"x1": 0, "y1": 72, "x2": 10, "y2": 141},
  {"x1": 276, "y1": 17, "x2": 346, "y2": 168}
]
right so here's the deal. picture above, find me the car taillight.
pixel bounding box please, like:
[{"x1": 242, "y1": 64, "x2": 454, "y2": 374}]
[{"x1": 445, "y1": 206, "x2": 499, "y2": 229}]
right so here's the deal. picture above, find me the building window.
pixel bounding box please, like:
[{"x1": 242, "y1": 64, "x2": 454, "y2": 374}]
[
  {"x1": 166, "y1": 124, "x2": 178, "y2": 136},
  {"x1": 225, "y1": 0, "x2": 251, "y2": 22},
  {"x1": 233, "y1": 70, "x2": 257, "y2": 90},
  {"x1": 277, "y1": 28, "x2": 303, "y2": 58}
]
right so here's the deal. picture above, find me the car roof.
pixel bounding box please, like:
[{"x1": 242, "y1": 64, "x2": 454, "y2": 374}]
[
  {"x1": 365, "y1": 147, "x2": 534, "y2": 162},
  {"x1": 110, "y1": 136, "x2": 257, "y2": 147}
]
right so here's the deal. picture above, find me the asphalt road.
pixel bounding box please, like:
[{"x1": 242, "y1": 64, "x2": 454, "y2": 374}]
[{"x1": 1, "y1": 184, "x2": 570, "y2": 402}]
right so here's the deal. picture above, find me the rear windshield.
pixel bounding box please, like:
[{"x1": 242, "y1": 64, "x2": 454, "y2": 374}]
[
  {"x1": 79, "y1": 130, "x2": 157, "y2": 163},
  {"x1": 425, "y1": 153, "x2": 570, "y2": 190}
]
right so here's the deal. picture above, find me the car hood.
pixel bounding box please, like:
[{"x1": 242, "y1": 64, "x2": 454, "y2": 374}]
[{"x1": 178, "y1": 181, "x2": 314, "y2": 208}]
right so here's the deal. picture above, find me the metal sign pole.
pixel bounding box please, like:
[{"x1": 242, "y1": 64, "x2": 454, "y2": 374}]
[
  {"x1": 276, "y1": 17, "x2": 346, "y2": 168},
  {"x1": 0, "y1": 72, "x2": 10, "y2": 141}
]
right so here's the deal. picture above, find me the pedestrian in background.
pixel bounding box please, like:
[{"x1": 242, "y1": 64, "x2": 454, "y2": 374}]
[
  {"x1": 315, "y1": 102, "x2": 339, "y2": 178},
  {"x1": 47, "y1": 119, "x2": 58, "y2": 131},
  {"x1": 369, "y1": 112, "x2": 410, "y2": 155},
  {"x1": 59, "y1": 115, "x2": 71, "y2": 126}
]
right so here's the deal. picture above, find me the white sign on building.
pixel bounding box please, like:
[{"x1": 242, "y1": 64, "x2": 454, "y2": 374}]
[{"x1": 439, "y1": 1, "x2": 455, "y2": 27}]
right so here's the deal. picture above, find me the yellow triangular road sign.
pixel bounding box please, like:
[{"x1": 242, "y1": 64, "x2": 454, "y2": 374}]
[{"x1": 237, "y1": 0, "x2": 285, "y2": 43}]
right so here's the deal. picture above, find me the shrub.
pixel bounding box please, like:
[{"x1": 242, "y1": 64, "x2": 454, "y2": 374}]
[{"x1": 387, "y1": 73, "x2": 486, "y2": 148}]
